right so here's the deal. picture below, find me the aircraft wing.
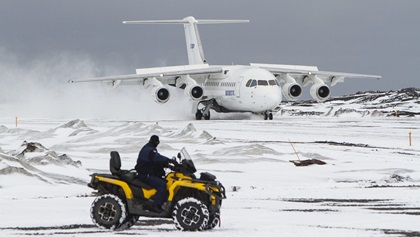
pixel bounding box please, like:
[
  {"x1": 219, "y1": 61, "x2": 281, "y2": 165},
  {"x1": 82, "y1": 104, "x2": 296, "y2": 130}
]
[
  {"x1": 251, "y1": 63, "x2": 381, "y2": 86},
  {"x1": 68, "y1": 64, "x2": 223, "y2": 85}
]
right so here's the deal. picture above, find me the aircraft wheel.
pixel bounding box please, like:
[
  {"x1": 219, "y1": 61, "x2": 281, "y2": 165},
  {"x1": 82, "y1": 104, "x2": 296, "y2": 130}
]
[
  {"x1": 269, "y1": 113, "x2": 273, "y2": 120},
  {"x1": 195, "y1": 110, "x2": 203, "y2": 120},
  {"x1": 204, "y1": 112, "x2": 210, "y2": 120}
]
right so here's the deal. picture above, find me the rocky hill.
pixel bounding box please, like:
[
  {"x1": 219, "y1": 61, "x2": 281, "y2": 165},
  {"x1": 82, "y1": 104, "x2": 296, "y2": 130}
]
[{"x1": 278, "y1": 88, "x2": 420, "y2": 117}]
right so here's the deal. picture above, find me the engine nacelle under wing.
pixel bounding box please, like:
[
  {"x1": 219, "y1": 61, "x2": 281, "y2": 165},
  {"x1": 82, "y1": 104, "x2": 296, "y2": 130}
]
[
  {"x1": 310, "y1": 83, "x2": 330, "y2": 102},
  {"x1": 277, "y1": 73, "x2": 302, "y2": 101},
  {"x1": 185, "y1": 84, "x2": 204, "y2": 101},
  {"x1": 281, "y1": 82, "x2": 302, "y2": 101},
  {"x1": 177, "y1": 75, "x2": 204, "y2": 101},
  {"x1": 150, "y1": 86, "x2": 170, "y2": 104},
  {"x1": 144, "y1": 77, "x2": 170, "y2": 104}
]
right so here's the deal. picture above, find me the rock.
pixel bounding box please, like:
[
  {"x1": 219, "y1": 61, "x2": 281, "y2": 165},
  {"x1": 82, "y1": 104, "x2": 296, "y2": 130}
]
[{"x1": 289, "y1": 159, "x2": 326, "y2": 166}]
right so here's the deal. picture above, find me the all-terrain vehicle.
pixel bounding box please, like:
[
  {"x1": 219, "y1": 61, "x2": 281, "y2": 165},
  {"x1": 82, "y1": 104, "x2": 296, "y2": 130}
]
[{"x1": 88, "y1": 148, "x2": 226, "y2": 231}]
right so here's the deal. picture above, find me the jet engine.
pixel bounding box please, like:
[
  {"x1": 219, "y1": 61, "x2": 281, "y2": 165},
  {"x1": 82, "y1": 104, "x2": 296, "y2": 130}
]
[
  {"x1": 185, "y1": 84, "x2": 204, "y2": 101},
  {"x1": 177, "y1": 75, "x2": 204, "y2": 101},
  {"x1": 277, "y1": 74, "x2": 302, "y2": 101},
  {"x1": 281, "y1": 82, "x2": 302, "y2": 101},
  {"x1": 310, "y1": 83, "x2": 330, "y2": 102},
  {"x1": 144, "y1": 77, "x2": 170, "y2": 104},
  {"x1": 151, "y1": 86, "x2": 170, "y2": 103}
]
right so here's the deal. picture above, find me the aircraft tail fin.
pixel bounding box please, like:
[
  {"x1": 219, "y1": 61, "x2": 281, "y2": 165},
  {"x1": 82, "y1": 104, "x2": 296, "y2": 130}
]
[{"x1": 123, "y1": 16, "x2": 249, "y2": 65}]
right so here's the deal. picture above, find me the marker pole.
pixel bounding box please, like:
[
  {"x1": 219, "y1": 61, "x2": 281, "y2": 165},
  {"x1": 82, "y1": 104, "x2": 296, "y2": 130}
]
[
  {"x1": 409, "y1": 131, "x2": 412, "y2": 146},
  {"x1": 289, "y1": 140, "x2": 301, "y2": 161}
]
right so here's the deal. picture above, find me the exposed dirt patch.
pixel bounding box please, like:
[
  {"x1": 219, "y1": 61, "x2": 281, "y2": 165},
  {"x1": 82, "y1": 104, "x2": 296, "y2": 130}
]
[
  {"x1": 315, "y1": 141, "x2": 373, "y2": 148},
  {"x1": 282, "y1": 198, "x2": 420, "y2": 220},
  {"x1": 382, "y1": 229, "x2": 420, "y2": 236},
  {"x1": 367, "y1": 185, "x2": 420, "y2": 189},
  {"x1": 0, "y1": 223, "x2": 175, "y2": 235},
  {"x1": 281, "y1": 209, "x2": 338, "y2": 213},
  {"x1": 0, "y1": 224, "x2": 95, "y2": 231},
  {"x1": 367, "y1": 207, "x2": 420, "y2": 211},
  {"x1": 283, "y1": 198, "x2": 389, "y2": 203},
  {"x1": 313, "y1": 225, "x2": 420, "y2": 237},
  {"x1": 0, "y1": 224, "x2": 106, "y2": 236},
  {"x1": 137, "y1": 219, "x2": 174, "y2": 226}
]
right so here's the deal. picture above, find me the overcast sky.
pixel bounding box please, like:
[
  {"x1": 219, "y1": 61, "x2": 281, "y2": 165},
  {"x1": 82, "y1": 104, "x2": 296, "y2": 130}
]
[{"x1": 1, "y1": 0, "x2": 419, "y2": 98}]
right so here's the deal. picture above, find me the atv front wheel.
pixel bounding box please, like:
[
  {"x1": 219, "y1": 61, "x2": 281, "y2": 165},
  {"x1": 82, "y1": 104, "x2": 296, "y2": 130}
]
[
  {"x1": 90, "y1": 194, "x2": 127, "y2": 230},
  {"x1": 172, "y1": 197, "x2": 209, "y2": 231},
  {"x1": 205, "y1": 211, "x2": 220, "y2": 230},
  {"x1": 118, "y1": 215, "x2": 139, "y2": 230}
]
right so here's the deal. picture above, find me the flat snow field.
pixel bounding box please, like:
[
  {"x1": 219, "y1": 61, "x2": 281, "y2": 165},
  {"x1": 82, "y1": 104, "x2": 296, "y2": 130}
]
[{"x1": 0, "y1": 116, "x2": 419, "y2": 237}]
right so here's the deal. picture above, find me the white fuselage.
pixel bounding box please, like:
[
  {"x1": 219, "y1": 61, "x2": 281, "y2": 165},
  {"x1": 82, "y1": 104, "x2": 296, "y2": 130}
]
[
  {"x1": 70, "y1": 16, "x2": 381, "y2": 120},
  {"x1": 200, "y1": 65, "x2": 282, "y2": 113}
]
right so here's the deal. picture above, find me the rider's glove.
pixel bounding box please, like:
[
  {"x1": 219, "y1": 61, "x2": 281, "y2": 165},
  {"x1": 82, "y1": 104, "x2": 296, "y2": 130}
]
[{"x1": 168, "y1": 159, "x2": 178, "y2": 166}]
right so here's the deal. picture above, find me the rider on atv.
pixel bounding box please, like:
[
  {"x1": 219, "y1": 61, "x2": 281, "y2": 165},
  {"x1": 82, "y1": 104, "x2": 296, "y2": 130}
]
[{"x1": 135, "y1": 135, "x2": 177, "y2": 213}]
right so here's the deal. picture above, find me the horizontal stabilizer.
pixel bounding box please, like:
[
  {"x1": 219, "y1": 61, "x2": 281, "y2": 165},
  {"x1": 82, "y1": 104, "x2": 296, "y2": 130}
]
[
  {"x1": 123, "y1": 18, "x2": 249, "y2": 25},
  {"x1": 124, "y1": 16, "x2": 248, "y2": 65}
]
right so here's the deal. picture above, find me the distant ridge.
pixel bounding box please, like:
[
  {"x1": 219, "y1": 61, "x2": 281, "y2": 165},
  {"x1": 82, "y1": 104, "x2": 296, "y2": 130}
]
[{"x1": 278, "y1": 88, "x2": 419, "y2": 117}]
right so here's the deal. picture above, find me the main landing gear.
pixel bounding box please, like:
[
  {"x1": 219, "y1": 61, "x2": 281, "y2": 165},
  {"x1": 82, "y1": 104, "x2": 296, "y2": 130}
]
[
  {"x1": 195, "y1": 99, "x2": 214, "y2": 120},
  {"x1": 194, "y1": 99, "x2": 274, "y2": 121},
  {"x1": 195, "y1": 110, "x2": 210, "y2": 120}
]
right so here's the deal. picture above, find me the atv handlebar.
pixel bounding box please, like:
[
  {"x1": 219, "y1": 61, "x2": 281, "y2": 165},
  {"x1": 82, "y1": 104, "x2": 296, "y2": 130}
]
[
  {"x1": 167, "y1": 158, "x2": 180, "y2": 171},
  {"x1": 169, "y1": 157, "x2": 178, "y2": 164}
]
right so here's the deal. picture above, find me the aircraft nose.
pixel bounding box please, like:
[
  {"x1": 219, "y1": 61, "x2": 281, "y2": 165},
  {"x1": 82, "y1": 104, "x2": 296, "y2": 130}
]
[{"x1": 267, "y1": 89, "x2": 282, "y2": 107}]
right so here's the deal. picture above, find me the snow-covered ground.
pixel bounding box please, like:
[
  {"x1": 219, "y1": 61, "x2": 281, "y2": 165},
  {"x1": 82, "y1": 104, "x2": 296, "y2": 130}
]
[{"x1": 0, "y1": 116, "x2": 419, "y2": 236}]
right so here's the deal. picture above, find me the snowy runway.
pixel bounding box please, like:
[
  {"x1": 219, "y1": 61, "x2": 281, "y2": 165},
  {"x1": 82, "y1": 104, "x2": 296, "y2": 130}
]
[{"x1": 1, "y1": 117, "x2": 419, "y2": 236}]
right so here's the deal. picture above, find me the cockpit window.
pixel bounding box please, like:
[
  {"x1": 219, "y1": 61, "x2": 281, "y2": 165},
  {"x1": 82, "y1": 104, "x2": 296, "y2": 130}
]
[
  {"x1": 258, "y1": 80, "x2": 268, "y2": 86},
  {"x1": 246, "y1": 79, "x2": 252, "y2": 87},
  {"x1": 250, "y1": 80, "x2": 257, "y2": 87},
  {"x1": 246, "y1": 79, "x2": 281, "y2": 87}
]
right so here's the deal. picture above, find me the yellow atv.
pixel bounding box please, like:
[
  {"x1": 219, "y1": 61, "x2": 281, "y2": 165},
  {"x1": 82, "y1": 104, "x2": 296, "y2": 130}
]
[{"x1": 88, "y1": 148, "x2": 226, "y2": 231}]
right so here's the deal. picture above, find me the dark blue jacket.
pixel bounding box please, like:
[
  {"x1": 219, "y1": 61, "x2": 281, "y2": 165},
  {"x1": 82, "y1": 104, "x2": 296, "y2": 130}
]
[{"x1": 135, "y1": 143, "x2": 170, "y2": 177}]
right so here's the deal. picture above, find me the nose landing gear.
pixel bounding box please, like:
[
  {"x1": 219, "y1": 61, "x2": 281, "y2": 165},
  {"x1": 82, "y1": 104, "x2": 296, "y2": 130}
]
[{"x1": 264, "y1": 111, "x2": 273, "y2": 120}]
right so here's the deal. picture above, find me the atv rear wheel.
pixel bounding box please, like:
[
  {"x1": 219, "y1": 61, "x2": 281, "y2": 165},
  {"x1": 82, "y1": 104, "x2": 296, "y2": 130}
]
[
  {"x1": 90, "y1": 194, "x2": 127, "y2": 230},
  {"x1": 172, "y1": 197, "x2": 209, "y2": 231}
]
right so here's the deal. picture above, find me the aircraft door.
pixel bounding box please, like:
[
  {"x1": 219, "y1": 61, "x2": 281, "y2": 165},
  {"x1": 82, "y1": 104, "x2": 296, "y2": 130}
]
[{"x1": 235, "y1": 76, "x2": 243, "y2": 98}]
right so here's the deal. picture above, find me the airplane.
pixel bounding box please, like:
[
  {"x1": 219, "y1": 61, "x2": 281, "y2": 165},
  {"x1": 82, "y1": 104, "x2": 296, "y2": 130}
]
[{"x1": 69, "y1": 16, "x2": 381, "y2": 120}]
